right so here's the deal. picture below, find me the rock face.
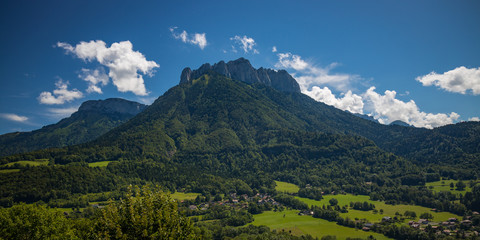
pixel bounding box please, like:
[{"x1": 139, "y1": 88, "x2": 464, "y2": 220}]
[
  {"x1": 180, "y1": 58, "x2": 301, "y2": 93},
  {"x1": 78, "y1": 98, "x2": 147, "y2": 115}
]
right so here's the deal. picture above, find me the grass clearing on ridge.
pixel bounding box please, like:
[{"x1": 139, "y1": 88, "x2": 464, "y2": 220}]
[
  {"x1": 426, "y1": 179, "x2": 476, "y2": 196},
  {"x1": 88, "y1": 161, "x2": 113, "y2": 167},
  {"x1": 0, "y1": 169, "x2": 21, "y2": 173},
  {"x1": 2, "y1": 159, "x2": 49, "y2": 167},
  {"x1": 170, "y1": 192, "x2": 200, "y2": 201},
  {"x1": 275, "y1": 181, "x2": 300, "y2": 194}
]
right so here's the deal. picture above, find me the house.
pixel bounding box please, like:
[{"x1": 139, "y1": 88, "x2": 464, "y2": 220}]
[
  {"x1": 448, "y1": 217, "x2": 457, "y2": 222},
  {"x1": 418, "y1": 219, "x2": 428, "y2": 224},
  {"x1": 364, "y1": 223, "x2": 374, "y2": 228},
  {"x1": 362, "y1": 227, "x2": 370, "y2": 231},
  {"x1": 461, "y1": 220, "x2": 472, "y2": 226},
  {"x1": 189, "y1": 205, "x2": 198, "y2": 210},
  {"x1": 443, "y1": 230, "x2": 451, "y2": 235},
  {"x1": 382, "y1": 216, "x2": 392, "y2": 222}
]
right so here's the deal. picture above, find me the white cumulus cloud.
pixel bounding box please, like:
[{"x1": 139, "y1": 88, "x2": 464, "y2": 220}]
[
  {"x1": 79, "y1": 68, "x2": 109, "y2": 94},
  {"x1": 272, "y1": 46, "x2": 277, "y2": 53},
  {"x1": 274, "y1": 52, "x2": 462, "y2": 128},
  {"x1": 416, "y1": 66, "x2": 480, "y2": 95},
  {"x1": 230, "y1": 35, "x2": 259, "y2": 54},
  {"x1": 0, "y1": 113, "x2": 29, "y2": 123},
  {"x1": 57, "y1": 40, "x2": 159, "y2": 96},
  {"x1": 45, "y1": 107, "x2": 79, "y2": 119},
  {"x1": 363, "y1": 87, "x2": 459, "y2": 128},
  {"x1": 275, "y1": 52, "x2": 360, "y2": 92},
  {"x1": 38, "y1": 79, "x2": 84, "y2": 105},
  {"x1": 468, "y1": 117, "x2": 480, "y2": 122},
  {"x1": 170, "y1": 27, "x2": 207, "y2": 50},
  {"x1": 275, "y1": 52, "x2": 308, "y2": 71},
  {"x1": 304, "y1": 86, "x2": 364, "y2": 114}
]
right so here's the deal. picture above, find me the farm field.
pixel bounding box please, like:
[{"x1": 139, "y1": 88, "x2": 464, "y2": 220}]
[
  {"x1": 2, "y1": 159, "x2": 49, "y2": 167},
  {"x1": 170, "y1": 192, "x2": 200, "y2": 201},
  {"x1": 251, "y1": 210, "x2": 390, "y2": 240},
  {"x1": 88, "y1": 161, "x2": 113, "y2": 167},
  {"x1": 296, "y1": 194, "x2": 461, "y2": 223},
  {"x1": 275, "y1": 181, "x2": 300, "y2": 194},
  {"x1": 426, "y1": 179, "x2": 475, "y2": 196},
  {"x1": 0, "y1": 169, "x2": 20, "y2": 173}
]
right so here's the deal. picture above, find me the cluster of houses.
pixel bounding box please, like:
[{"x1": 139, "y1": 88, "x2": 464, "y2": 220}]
[
  {"x1": 406, "y1": 214, "x2": 479, "y2": 236},
  {"x1": 187, "y1": 192, "x2": 278, "y2": 211},
  {"x1": 360, "y1": 212, "x2": 479, "y2": 237}
]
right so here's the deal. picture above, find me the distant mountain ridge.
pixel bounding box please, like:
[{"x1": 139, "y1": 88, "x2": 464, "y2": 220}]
[
  {"x1": 180, "y1": 58, "x2": 301, "y2": 93},
  {"x1": 0, "y1": 98, "x2": 146, "y2": 156},
  {"x1": 1, "y1": 61, "x2": 479, "y2": 214},
  {"x1": 389, "y1": 120, "x2": 412, "y2": 127},
  {"x1": 79, "y1": 98, "x2": 145, "y2": 115}
]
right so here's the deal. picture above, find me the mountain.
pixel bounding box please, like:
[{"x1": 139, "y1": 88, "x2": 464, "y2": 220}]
[
  {"x1": 1, "y1": 60, "x2": 479, "y2": 209},
  {"x1": 0, "y1": 98, "x2": 146, "y2": 156},
  {"x1": 180, "y1": 58, "x2": 300, "y2": 93},
  {"x1": 93, "y1": 60, "x2": 479, "y2": 166},
  {"x1": 3, "y1": 59, "x2": 478, "y2": 167},
  {"x1": 1, "y1": 72, "x2": 415, "y2": 205}
]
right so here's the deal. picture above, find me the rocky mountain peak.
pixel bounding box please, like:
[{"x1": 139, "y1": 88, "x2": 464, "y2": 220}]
[
  {"x1": 78, "y1": 98, "x2": 147, "y2": 115},
  {"x1": 180, "y1": 58, "x2": 301, "y2": 93}
]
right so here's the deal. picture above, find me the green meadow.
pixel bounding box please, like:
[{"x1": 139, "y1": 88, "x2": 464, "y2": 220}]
[
  {"x1": 0, "y1": 169, "x2": 20, "y2": 173},
  {"x1": 296, "y1": 194, "x2": 461, "y2": 223},
  {"x1": 170, "y1": 192, "x2": 200, "y2": 201},
  {"x1": 2, "y1": 159, "x2": 49, "y2": 167},
  {"x1": 275, "y1": 181, "x2": 300, "y2": 194},
  {"x1": 88, "y1": 161, "x2": 113, "y2": 167},
  {"x1": 426, "y1": 179, "x2": 476, "y2": 196},
  {"x1": 251, "y1": 210, "x2": 390, "y2": 240}
]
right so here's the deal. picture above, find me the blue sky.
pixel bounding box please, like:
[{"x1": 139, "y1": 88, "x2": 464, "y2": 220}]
[{"x1": 1, "y1": 0, "x2": 479, "y2": 134}]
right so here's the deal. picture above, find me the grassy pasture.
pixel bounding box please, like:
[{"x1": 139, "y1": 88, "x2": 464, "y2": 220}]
[
  {"x1": 426, "y1": 179, "x2": 475, "y2": 196},
  {"x1": 275, "y1": 181, "x2": 300, "y2": 194},
  {"x1": 296, "y1": 194, "x2": 461, "y2": 223},
  {"x1": 251, "y1": 210, "x2": 390, "y2": 240},
  {"x1": 0, "y1": 169, "x2": 20, "y2": 173},
  {"x1": 170, "y1": 192, "x2": 200, "y2": 201},
  {"x1": 2, "y1": 159, "x2": 49, "y2": 167},
  {"x1": 88, "y1": 161, "x2": 112, "y2": 167}
]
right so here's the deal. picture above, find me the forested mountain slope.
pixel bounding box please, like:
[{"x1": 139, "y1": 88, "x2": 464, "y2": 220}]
[{"x1": 0, "y1": 98, "x2": 146, "y2": 156}]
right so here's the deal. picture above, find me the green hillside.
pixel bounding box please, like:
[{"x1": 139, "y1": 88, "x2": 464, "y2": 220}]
[{"x1": 0, "y1": 98, "x2": 146, "y2": 156}]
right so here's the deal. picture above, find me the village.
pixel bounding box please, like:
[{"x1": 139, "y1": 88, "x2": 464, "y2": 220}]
[
  {"x1": 358, "y1": 211, "x2": 480, "y2": 238},
  {"x1": 183, "y1": 192, "x2": 280, "y2": 212}
]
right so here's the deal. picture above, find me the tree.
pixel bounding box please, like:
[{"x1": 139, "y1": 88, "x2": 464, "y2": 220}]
[
  {"x1": 94, "y1": 185, "x2": 199, "y2": 239},
  {"x1": 214, "y1": 194, "x2": 222, "y2": 201},
  {"x1": 419, "y1": 212, "x2": 434, "y2": 220},
  {"x1": 0, "y1": 203, "x2": 76, "y2": 239},
  {"x1": 329, "y1": 198, "x2": 338, "y2": 206},
  {"x1": 456, "y1": 180, "x2": 466, "y2": 191},
  {"x1": 404, "y1": 210, "x2": 417, "y2": 219}
]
